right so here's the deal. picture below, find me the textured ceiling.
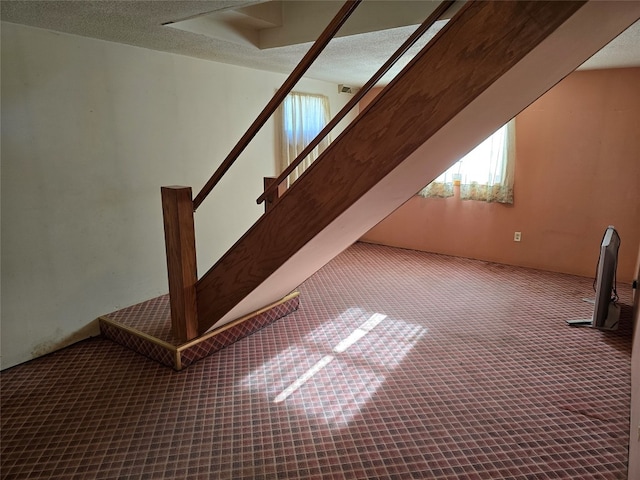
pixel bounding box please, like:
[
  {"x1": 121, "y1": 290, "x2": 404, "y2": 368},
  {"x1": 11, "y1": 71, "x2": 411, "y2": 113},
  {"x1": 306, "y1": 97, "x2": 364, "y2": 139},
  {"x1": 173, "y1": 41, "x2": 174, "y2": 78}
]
[
  {"x1": 580, "y1": 18, "x2": 640, "y2": 71},
  {"x1": 1, "y1": 0, "x2": 639, "y2": 87}
]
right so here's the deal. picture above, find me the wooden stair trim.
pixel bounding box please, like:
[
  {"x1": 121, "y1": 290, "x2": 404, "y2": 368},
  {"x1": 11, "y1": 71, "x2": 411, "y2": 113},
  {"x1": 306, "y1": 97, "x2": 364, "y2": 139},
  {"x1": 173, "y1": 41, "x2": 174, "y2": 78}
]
[
  {"x1": 177, "y1": 291, "x2": 299, "y2": 351},
  {"x1": 100, "y1": 291, "x2": 300, "y2": 369},
  {"x1": 99, "y1": 315, "x2": 178, "y2": 351}
]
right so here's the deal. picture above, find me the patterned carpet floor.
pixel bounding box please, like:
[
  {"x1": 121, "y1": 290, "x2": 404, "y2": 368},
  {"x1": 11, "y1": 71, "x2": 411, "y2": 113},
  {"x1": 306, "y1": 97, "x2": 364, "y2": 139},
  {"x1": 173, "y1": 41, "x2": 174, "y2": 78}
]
[{"x1": 1, "y1": 242, "x2": 633, "y2": 479}]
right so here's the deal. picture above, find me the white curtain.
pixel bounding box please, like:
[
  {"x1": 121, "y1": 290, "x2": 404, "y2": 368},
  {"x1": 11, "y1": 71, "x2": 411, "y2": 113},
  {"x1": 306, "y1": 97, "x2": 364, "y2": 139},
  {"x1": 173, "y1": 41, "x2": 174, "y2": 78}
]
[
  {"x1": 280, "y1": 92, "x2": 331, "y2": 186},
  {"x1": 419, "y1": 119, "x2": 516, "y2": 204}
]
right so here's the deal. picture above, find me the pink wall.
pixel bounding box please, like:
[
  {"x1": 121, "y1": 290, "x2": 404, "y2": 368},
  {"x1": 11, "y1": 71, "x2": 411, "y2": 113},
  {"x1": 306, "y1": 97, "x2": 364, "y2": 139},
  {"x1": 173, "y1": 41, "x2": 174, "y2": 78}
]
[{"x1": 361, "y1": 68, "x2": 640, "y2": 282}]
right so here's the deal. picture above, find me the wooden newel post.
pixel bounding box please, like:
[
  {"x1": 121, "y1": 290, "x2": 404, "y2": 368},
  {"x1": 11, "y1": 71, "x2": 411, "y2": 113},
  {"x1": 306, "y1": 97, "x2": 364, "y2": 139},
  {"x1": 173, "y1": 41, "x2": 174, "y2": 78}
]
[
  {"x1": 161, "y1": 186, "x2": 199, "y2": 342},
  {"x1": 263, "y1": 177, "x2": 287, "y2": 213},
  {"x1": 263, "y1": 177, "x2": 277, "y2": 213}
]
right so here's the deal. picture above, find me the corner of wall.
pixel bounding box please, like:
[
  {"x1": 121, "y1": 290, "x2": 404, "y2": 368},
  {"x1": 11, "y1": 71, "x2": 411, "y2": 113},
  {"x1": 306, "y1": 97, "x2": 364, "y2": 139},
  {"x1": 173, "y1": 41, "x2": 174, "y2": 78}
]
[{"x1": 629, "y1": 242, "x2": 640, "y2": 480}]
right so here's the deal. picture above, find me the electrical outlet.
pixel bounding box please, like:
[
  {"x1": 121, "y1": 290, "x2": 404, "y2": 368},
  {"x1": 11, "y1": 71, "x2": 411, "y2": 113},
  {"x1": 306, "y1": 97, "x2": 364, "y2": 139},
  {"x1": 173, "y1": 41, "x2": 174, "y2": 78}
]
[{"x1": 514, "y1": 232, "x2": 522, "y2": 242}]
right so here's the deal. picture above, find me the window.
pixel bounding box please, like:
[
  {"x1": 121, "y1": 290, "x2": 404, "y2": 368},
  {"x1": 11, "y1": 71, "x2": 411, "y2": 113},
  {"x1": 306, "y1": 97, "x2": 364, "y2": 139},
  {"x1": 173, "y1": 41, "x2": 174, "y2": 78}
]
[
  {"x1": 419, "y1": 119, "x2": 516, "y2": 204},
  {"x1": 279, "y1": 92, "x2": 330, "y2": 186}
]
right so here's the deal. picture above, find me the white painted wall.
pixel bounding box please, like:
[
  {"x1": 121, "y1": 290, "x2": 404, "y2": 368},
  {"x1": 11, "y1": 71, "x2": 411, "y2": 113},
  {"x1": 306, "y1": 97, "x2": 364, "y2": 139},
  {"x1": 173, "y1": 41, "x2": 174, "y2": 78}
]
[{"x1": 0, "y1": 22, "x2": 356, "y2": 370}]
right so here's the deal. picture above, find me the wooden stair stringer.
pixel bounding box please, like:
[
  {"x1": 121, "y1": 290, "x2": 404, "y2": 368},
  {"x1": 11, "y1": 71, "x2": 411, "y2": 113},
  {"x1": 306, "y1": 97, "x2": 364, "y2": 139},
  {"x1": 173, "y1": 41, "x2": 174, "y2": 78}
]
[{"x1": 196, "y1": 0, "x2": 640, "y2": 334}]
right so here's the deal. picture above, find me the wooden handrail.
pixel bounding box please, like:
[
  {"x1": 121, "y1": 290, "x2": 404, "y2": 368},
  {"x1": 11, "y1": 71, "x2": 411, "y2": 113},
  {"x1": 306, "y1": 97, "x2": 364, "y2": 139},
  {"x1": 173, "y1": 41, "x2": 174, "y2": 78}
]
[
  {"x1": 192, "y1": 0, "x2": 362, "y2": 211},
  {"x1": 256, "y1": 0, "x2": 455, "y2": 206}
]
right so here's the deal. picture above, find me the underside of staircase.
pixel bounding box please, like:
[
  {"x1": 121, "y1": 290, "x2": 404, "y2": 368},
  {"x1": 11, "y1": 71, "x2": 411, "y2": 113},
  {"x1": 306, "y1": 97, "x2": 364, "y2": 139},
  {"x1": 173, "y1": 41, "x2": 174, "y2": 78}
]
[
  {"x1": 102, "y1": 0, "x2": 640, "y2": 369},
  {"x1": 197, "y1": 1, "x2": 640, "y2": 331}
]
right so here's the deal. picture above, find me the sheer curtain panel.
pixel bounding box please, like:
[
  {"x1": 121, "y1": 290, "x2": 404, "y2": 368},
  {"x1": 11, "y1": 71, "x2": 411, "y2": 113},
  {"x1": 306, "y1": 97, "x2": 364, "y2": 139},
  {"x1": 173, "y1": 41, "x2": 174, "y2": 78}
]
[
  {"x1": 418, "y1": 120, "x2": 516, "y2": 204},
  {"x1": 280, "y1": 92, "x2": 331, "y2": 186}
]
